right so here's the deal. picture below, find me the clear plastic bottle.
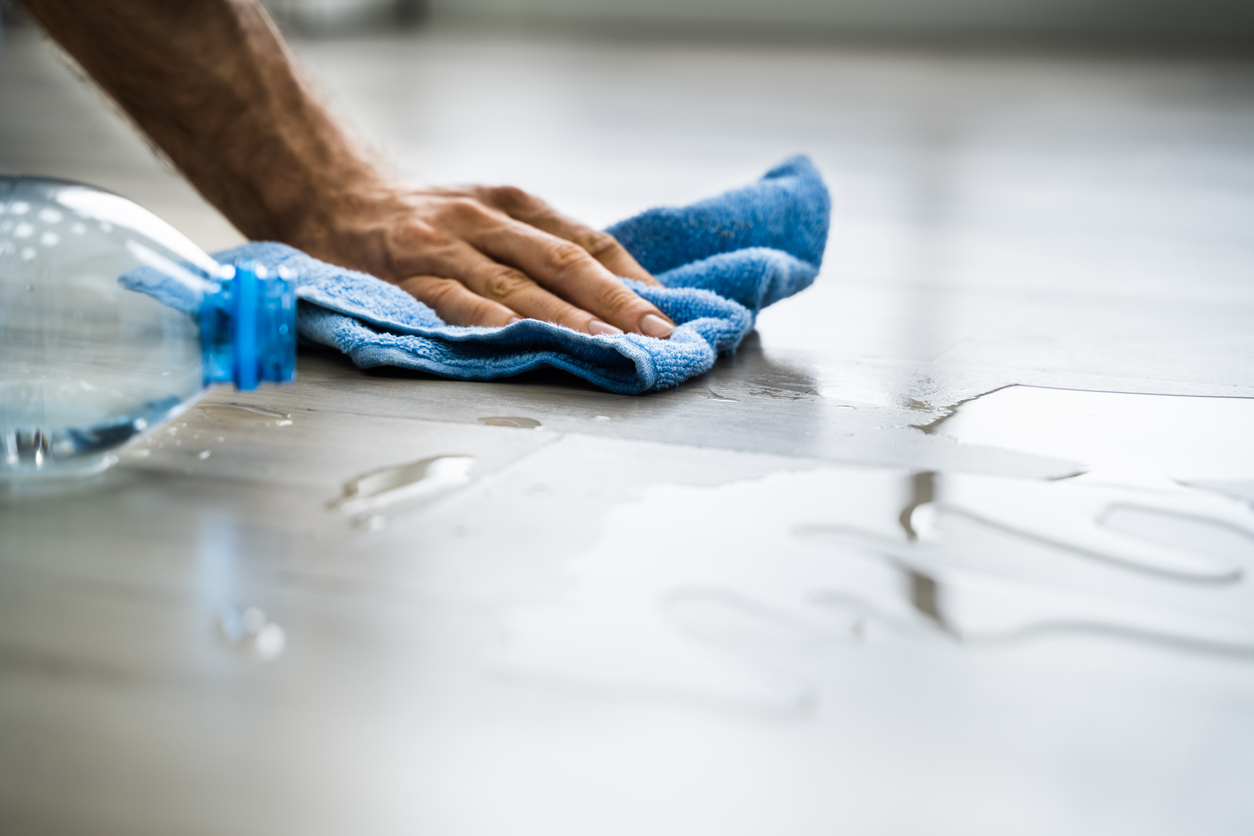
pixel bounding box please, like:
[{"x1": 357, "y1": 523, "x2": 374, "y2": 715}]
[{"x1": 0, "y1": 176, "x2": 296, "y2": 477}]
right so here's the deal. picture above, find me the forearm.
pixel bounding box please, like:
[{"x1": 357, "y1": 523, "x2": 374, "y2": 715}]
[{"x1": 17, "y1": 0, "x2": 380, "y2": 245}]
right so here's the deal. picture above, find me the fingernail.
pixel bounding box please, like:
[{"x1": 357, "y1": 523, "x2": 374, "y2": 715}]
[
  {"x1": 640, "y1": 314, "x2": 674, "y2": 339},
  {"x1": 588, "y1": 320, "x2": 624, "y2": 336}
]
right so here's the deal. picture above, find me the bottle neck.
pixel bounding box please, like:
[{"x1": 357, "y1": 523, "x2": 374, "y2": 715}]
[{"x1": 200, "y1": 261, "x2": 297, "y2": 391}]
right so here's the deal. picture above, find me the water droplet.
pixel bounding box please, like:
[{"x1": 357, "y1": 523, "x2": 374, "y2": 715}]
[
  {"x1": 215, "y1": 606, "x2": 286, "y2": 661},
  {"x1": 134, "y1": 448, "x2": 151, "y2": 457},
  {"x1": 98, "y1": 221, "x2": 112, "y2": 233},
  {"x1": 253, "y1": 623, "x2": 286, "y2": 659},
  {"x1": 24, "y1": 283, "x2": 33, "y2": 293},
  {"x1": 39, "y1": 231, "x2": 59, "y2": 247},
  {"x1": 331, "y1": 455, "x2": 475, "y2": 518},
  {"x1": 70, "y1": 222, "x2": 85, "y2": 235},
  {"x1": 196, "y1": 450, "x2": 211, "y2": 460},
  {"x1": 13, "y1": 222, "x2": 33, "y2": 238},
  {"x1": 593, "y1": 415, "x2": 611, "y2": 421},
  {"x1": 174, "y1": 440, "x2": 182, "y2": 446},
  {"x1": 217, "y1": 436, "x2": 225, "y2": 443},
  {"x1": 19, "y1": 248, "x2": 36, "y2": 262},
  {"x1": 9, "y1": 201, "x2": 30, "y2": 215},
  {"x1": 199, "y1": 404, "x2": 293, "y2": 427},
  {"x1": 38, "y1": 208, "x2": 62, "y2": 224},
  {"x1": 478, "y1": 416, "x2": 542, "y2": 429}
]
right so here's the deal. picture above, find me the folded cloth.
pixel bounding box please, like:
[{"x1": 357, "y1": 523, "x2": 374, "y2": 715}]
[{"x1": 219, "y1": 155, "x2": 829, "y2": 394}]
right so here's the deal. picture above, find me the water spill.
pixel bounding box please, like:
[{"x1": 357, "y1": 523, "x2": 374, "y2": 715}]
[
  {"x1": 478, "y1": 416, "x2": 542, "y2": 429},
  {"x1": 749, "y1": 387, "x2": 810, "y2": 401},
  {"x1": 696, "y1": 388, "x2": 738, "y2": 402},
  {"x1": 798, "y1": 544, "x2": 1254, "y2": 660},
  {"x1": 330, "y1": 454, "x2": 475, "y2": 519},
  {"x1": 927, "y1": 385, "x2": 1254, "y2": 483},
  {"x1": 499, "y1": 464, "x2": 1254, "y2": 711},
  {"x1": 199, "y1": 404, "x2": 293, "y2": 427},
  {"x1": 215, "y1": 606, "x2": 285, "y2": 661},
  {"x1": 593, "y1": 415, "x2": 611, "y2": 421}
]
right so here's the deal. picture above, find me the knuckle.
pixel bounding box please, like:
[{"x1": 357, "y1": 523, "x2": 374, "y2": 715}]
[
  {"x1": 443, "y1": 196, "x2": 493, "y2": 225},
  {"x1": 485, "y1": 268, "x2": 533, "y2": 301},
  {"x1": 576, "y1": 230, "x2": 621, "y2": 260},
  {"x1": 490, "y1": 185, "x2": 534, "y2": 212},
  {"x1": 389, "y1": 222, "x2": 441, "y2": 259},
  {"x1": 545, "y1": 241, "x2": 591, "y2": 276}
]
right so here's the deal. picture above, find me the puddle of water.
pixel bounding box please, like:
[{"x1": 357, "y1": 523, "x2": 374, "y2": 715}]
[
  {"x1": 215, "y1": 606, "x2": 285, "y2": 661},
  {"x1": 930, "y1": 386, "x2": 1254, "y2": 483},
  {"x1": 907, "y1": 474, "x2": 1249, "y2": 584},
  {"x1": 199, "y1": 404, "x2": 293, "y2": 427},
  {"x1": 1098, "y1": 504, "x2": 1254, "y2": 564},
  {"x1": 478, "y1": 416, "x2": 542, "y2": 429},
  {"x1": 696, "y1": 388, "x2": 738, "y2": 402},
  {"x1": 330, "y1": 455, "x2": 475, "y2": 518},
  {"x1": 499, "y1": 465, "x2": 1254, "y2": 711}
]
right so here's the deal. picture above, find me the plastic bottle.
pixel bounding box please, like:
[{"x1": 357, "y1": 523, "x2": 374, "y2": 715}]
[{"x1": 0, "y1": 176, "x2": 296, "y2": 476}]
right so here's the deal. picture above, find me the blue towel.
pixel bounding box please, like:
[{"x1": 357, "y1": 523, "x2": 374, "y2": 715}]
[{"x1": 220, "y1": 156, "x2": 829, "y2": 394}]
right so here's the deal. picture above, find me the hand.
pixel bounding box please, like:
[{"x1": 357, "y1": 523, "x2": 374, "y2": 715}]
[
  {"x1": 16, "y1": 0, "x2": 671, "y2": 339},
  {"x1": 293, "y1": 181, "x2": 676, "y2": 338}
]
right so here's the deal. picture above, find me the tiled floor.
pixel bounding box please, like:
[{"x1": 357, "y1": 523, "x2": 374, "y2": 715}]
[{"x1": 2, "y1": 23, "x2": 1254, "y2": 835}]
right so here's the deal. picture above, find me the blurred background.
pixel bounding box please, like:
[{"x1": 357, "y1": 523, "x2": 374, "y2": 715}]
[
  {"x1": 9, "y1": 0, "x2": 1254, "y2": 41},
  {"x1": 253, "y1": 0, "x2": 1254, "y2": 42}
]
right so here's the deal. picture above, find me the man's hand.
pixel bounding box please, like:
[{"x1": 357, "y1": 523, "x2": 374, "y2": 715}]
[
  {"x1": 293, "y1": 183, "x2": 674, "y2": 337},
  {"x1": 18, "y1": 0, "x2": 673, "y2": 338}
]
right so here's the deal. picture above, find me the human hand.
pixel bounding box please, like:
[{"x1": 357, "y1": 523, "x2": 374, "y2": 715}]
[
  {"x1": 20, "y1": 0, "x2": 671, "y2": 338},
  {"x1": 292, "y1": 181, "x2": 676, "y2": 338}
]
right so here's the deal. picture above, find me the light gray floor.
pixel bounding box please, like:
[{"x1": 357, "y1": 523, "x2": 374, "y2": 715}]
[{"x1": 3, "y1": 24, "x2": 1254, "y2": 836}]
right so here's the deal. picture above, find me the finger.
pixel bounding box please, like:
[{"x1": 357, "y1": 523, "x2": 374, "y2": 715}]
[
  {"x1": 477, "y1": 186, "x2": 660, "y2": 286},
  {"x1": 427, "y1": 242, "x2": 624, "y2": 336},
  {"x1": 466, "y1": 218, "x2": 675, "y2": 339},
  {"x1": 396, "y1": 275, "x2": 518, "y2": 328}
]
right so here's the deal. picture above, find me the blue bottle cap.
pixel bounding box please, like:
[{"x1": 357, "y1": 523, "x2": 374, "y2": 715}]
[{"x1": 199, "y1": 260, "x2": 297, "y2": 391}]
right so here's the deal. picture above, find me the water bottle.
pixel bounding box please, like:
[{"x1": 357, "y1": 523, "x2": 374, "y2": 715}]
[{"x1": 0, "y1": 176, "x2": 296, "y2": 477}]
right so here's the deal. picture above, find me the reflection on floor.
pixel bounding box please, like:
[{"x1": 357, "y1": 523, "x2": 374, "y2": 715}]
[{"x1": 3, "y1": 22, "x2": 1254, "y2": 836}]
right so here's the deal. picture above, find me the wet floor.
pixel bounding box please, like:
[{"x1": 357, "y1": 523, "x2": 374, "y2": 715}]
[{"x1": 3, "y1": 23, "x2": 1254, "y2": 836}]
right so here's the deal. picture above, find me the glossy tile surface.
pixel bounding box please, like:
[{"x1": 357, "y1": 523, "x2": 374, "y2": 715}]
[{"x1": 2, "y1": 25, "x2": 1254, "y2": 836}]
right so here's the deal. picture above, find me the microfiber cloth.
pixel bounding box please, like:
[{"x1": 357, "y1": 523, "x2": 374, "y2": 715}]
[{"x1": 175, "y1": 156, "x2": 828, "y2": 394}]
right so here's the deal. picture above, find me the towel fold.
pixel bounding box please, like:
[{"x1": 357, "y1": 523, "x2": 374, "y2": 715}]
[{"x1": 217, "y1": 155, "x2": 829, "y2": 394}]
